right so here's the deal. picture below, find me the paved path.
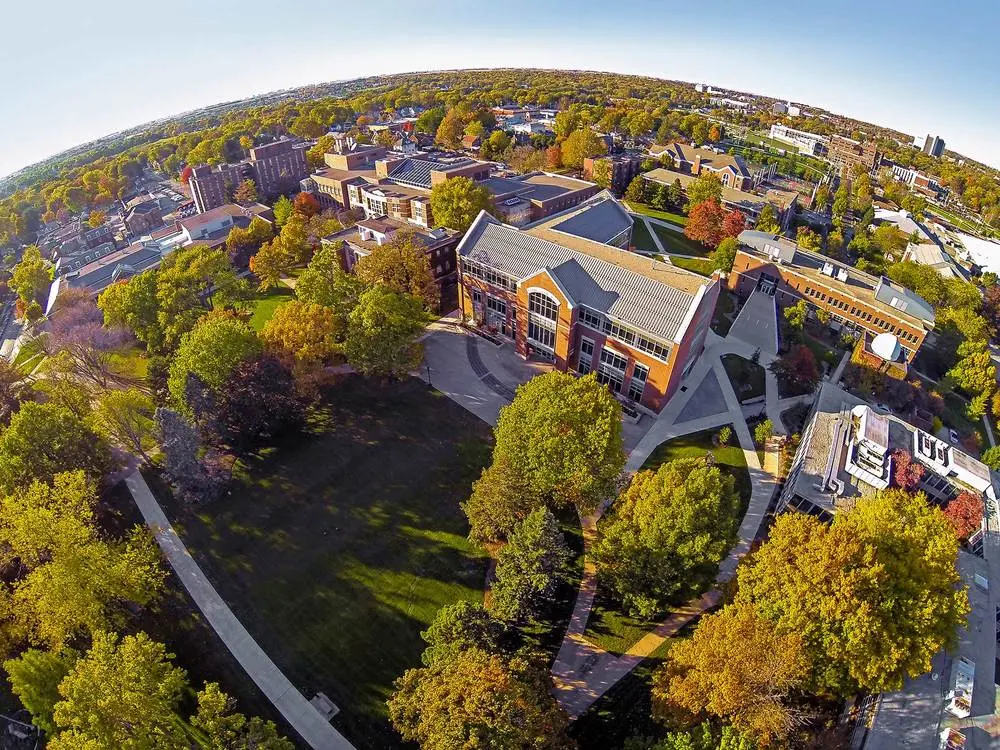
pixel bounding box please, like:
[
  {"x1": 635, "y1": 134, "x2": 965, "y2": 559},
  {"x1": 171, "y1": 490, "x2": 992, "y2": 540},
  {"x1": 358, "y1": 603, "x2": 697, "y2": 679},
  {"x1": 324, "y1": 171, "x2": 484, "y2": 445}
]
[
  {"x1": 125, "y1": 472, "x2": 355, "y2": 750},
  {"x1": 641, "y1": 217, "x2": 667, "y2": 254}
]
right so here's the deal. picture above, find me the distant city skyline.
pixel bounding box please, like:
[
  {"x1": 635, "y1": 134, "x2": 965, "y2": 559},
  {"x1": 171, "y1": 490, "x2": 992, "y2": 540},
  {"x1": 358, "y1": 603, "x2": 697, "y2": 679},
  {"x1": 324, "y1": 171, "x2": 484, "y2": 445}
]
[{"x1": 3, "y1": 0, "x2": 998, "y2": 179}]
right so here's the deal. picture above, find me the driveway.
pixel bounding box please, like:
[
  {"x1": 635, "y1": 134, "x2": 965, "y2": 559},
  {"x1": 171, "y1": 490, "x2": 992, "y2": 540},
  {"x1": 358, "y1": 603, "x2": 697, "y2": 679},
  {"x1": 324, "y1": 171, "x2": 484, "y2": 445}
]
[{"x1": 728, "y1": 290, "x2": 779, "y2": 355}]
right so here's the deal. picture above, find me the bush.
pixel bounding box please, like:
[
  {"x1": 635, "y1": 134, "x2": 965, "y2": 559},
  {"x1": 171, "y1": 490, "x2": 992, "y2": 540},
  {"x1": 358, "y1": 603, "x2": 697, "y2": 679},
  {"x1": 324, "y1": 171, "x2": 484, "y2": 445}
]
[
  {"x1": 717, "y1": 426, "x2": 732, "y2": 447},
  {"x1": 753, "y1": 419, "x2": 773, "y2": 446}
]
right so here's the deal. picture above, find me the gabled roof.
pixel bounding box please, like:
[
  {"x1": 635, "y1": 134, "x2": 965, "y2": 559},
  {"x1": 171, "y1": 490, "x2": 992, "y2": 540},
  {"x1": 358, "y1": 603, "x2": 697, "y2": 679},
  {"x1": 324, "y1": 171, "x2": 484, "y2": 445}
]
[
  {"x1": 458, "y1": 210, "x2": 708, "y2": 343},
  {"x1": 545, "y1": 192, "x2": 633, "y2": 245}
]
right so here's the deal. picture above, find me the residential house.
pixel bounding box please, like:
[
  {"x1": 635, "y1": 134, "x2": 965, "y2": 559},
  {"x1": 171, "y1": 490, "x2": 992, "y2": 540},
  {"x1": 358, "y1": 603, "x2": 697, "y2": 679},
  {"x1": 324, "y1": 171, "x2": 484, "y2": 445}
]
[{"x1": 649, "y1": 143, "x2": 776, "y2": 191}]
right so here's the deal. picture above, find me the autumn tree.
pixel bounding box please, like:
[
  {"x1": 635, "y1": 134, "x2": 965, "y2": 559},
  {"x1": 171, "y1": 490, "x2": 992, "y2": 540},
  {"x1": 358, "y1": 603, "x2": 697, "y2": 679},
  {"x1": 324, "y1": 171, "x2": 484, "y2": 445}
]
[
  {"x1": 684, "y1": 198, "x2": 727, "y2": 248},
  {"x1": 491, "y1": 508, "x2": 572, "y2": 623},
  {"x1": 388, "y1": 648, "x2": 570, "y2": 750},
  {"x1": 769, "y1": 345, "x2": 820, "y2": 395},
  {"x1": 249, "y1": 238, "x2": 294, "y2": 290},
  {"x1": 754, "y1": 204, "x2": 780, "y2": 234},
  {"x1": 296, "y1": 246, "x2": 366, "y2": 327},
  {"x1": 190, "y1": 682, "x2": 293, "y2": 749},
  {"x1": 356, "y1": 232, "x2": 438, "y2": 310},
  {"x1": 261, "y1": 300, "x2": 340, "y2": 368},
  {"x1": 560, "y1": 128, "x2": 607, "y2": 169},
  {"x1": 722, "y1": 209, "x2": 746, "y2": 240},
  {"x1": 4, "y1": 647, "x2": 77, "y2": 734},
  {"x1": 735, "y1": 491, "x2": 968, "y2": 695},
  {"x1": 293, "y1": 191, "x2": 321, "y2": 218},
  {"x1": 892, "y1": 449, "x2": 926, "y2": 492},
  {"x1": 420, "y1": 601, "x2": 511, "y2": 667},
  {"x1": 272, "y1": 194, "x2": 294, "y2": 227},
  {"x1": 232, "y1": 179, "x2": 258, "y2": 204},
  {"x1": 435, "y1": 109, "x2": 465, "y2": 149},
  {"x1": 429, "y1": 176, "x2": 494, "y2": 232},
  {"x1": 593, "y1": 457, "x2": 739, "y2": 617},
  {"x1": 463, "y1": 457, "x2": 541, "y2": 545},
  {"x1": 343, "y1": 286, "x2": 425, "y2": 379},
  {"x1": 491, "y1": 372, "x2": 625, "y2": 514},
  {"x1": 652, "y1": 604, "x2": 809, "y2": 745},
  {"x1": 167, "y1": 316, "x2": 262, "y2": 411},
  {"x1": 90, "y1": 388, "x2": 156, "y2": 464},
  {"x1": 10, "y1": 245, "x2": 52, "y2": 307},
  {"x1": 943, "y1": 491, "x2": 983, "y2": 541},
  {"x1": 685, "y1": 173, "x2": 723, "y2": 209},
  {"x1": 86, "y1": 210, "x2": 106, "y2": 229}
]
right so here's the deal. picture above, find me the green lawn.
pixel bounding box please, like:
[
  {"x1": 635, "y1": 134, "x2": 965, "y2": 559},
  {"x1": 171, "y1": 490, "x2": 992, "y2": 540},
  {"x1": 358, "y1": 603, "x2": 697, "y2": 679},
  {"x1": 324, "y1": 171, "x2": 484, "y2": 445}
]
[
  {"x1": 12, "y1": 335, "x2": 46, "y2": 374},
  {"x1": 584, "y1": 429, "x2": 749, "y2": 655},
  {"x1": 668, "y1": 255, "x2": 715, "y2": 276},
  {"x1": 721, "y1": 353, "x2": 766, "y2": 403},
  {"x1": 630, "y1": 219, "x2": 659, "y2": 253},
  {"x1": 249, "y1": 287, "x2": 295, "y2": 331},
  {"x1": 802, "y1": 332, "x2": 843, "y2": 368},
  {"x1": 161, "y1": 376, "x2": 493, "y2": 749},
  {"x1": 652, "y1": 225, "x2": 710, "y2": 257},
  {"x1": 712, "y1": 291, "x2": 736, "y2": 337},
  {"x1": 629, "y1": 203, "x2": 688, "y2": 226},
  {"x1": 107, "y1": 346, "x2": 149, "y2": 380}
]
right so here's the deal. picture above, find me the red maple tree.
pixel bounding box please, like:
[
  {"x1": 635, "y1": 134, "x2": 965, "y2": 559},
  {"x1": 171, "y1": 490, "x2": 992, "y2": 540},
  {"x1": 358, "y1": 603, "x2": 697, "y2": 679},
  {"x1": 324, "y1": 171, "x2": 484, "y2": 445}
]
[
  {"x1": 293, "y1": 191, "x2": 321, "y2": 218},
  {"x1": 722, "y1": 209, "x2": 746, "y2": 239},
  {"x1": 892, "y1": 449, "x2": 925, "y2": 493},
  {"x1": 684, "y1": 198, "x2": 726, "y2": 248},
  {"x1": 179, "y1": 165, "x2": 194, "y2": 184},
  {"x1": 943, "y1": 491, "x2": 983, "y2": 540}
]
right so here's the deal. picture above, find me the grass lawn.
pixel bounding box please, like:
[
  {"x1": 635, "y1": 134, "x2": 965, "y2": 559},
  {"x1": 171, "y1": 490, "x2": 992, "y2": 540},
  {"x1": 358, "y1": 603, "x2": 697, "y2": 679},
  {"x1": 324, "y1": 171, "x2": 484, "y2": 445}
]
[
  {"x1": 941, "y1": 391, "x2": 989, "y2": 449},
  {"x1": 629, "y1": 203, "x2": 688, "y2": 226},
  {"x1": 711, "y1": 291, "x2": 736, "y2": 337},
  {"x1": 583, "y1": 429, "x2": 749, "y2": 655},
  {"x1": 653, "y1": 225, "x2": 711, "y2": 257},
  {"x1": 630, "y1": 219, "x2": 659, "y2": 253},
  {"x1": 108, "y1": 346, "x2": 149, "y2": 380},
  {"x1": 249, "y1": 287, "x2": 295, "y2": 331},
  {"x1": 802, "y1": 332, "x2": 843, "y2": 368},
  {"x1": 161, "y1": 376, "x2": 493, "y2": 749},
  {"x1": 12, "y1": 335, "x2": 46, "y2": 374},
  {"x1": 667, "y1": 255, "x2": 715, "y2": 276},
  {"x1": 721, "y1": 353, "x2": 766, "y2": 403}
]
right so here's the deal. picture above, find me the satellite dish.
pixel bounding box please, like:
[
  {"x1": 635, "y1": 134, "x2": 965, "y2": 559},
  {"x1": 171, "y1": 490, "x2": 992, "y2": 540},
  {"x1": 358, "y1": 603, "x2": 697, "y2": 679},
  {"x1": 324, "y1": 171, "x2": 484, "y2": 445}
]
[{"x1": 871, "y1": 332, "x2": 901, "y2": 362}]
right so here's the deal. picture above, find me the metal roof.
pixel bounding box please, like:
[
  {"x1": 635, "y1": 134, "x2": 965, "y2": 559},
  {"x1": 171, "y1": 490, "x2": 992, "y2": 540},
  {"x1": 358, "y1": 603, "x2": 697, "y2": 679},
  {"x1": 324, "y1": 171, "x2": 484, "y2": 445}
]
[
  {"x1": 551, "y1": 196, "x2": 633, "y2": 245},
  {"x1": 459, "y1": 213, "x2": 698, "y2": 342}
]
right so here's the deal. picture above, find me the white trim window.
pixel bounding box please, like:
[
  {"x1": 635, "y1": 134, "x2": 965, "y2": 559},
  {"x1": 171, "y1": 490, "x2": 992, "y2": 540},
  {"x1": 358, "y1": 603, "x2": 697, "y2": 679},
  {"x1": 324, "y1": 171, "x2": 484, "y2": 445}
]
[
  {"x1": 578, "y1": 337, "x2": 595, "y2": 375},
  {"x1": 628, "y1": 362, "x2": 649, "y2": 402},
  {"x1": 596, "y1": 348, "x2": 628, "y2": 394}
]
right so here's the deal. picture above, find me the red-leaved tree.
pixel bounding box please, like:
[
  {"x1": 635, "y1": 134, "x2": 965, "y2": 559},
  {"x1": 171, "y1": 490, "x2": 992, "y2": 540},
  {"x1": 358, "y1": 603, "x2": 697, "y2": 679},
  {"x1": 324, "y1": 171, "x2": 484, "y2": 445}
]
[
  {"x1": 892, "y1": 449, "x2": 925, "y2": 493},
  {"x1": 293, "y1": 192, "x2": 321, "y2": 218},
  {"x1": 943, "y1": 491, "x2": 983, "y2": 540},
  {"x1": 722, "y1": 209, "x2": 746, "y2": 240},
  {"x1": 684, "y1": 198, "x2": 726, "y2": 248},
  {"x1": 179, "y1": 165, "x2": 193, "y2": 184}
]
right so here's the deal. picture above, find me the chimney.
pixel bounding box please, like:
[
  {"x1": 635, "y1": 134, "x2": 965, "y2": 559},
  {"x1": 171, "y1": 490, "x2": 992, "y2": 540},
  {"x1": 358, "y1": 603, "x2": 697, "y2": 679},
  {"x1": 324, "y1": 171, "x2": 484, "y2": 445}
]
[{"x1": 693, "y1": 154, "x2": 702, "y2": 175}]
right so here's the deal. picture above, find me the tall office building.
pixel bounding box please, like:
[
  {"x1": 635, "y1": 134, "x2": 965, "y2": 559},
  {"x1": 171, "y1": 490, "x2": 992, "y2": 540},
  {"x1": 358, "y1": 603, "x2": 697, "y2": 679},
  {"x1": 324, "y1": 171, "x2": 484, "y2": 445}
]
[{"x1": 923, "y1": 134, "x2": 945, "y2": 157}]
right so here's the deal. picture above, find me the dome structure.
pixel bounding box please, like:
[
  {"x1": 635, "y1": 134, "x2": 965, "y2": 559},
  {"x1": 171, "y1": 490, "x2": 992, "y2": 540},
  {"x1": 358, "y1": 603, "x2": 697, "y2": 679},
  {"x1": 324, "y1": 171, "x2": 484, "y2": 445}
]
[{"x1": 871, "y1": 332, "x2": 901, "y2": 362}]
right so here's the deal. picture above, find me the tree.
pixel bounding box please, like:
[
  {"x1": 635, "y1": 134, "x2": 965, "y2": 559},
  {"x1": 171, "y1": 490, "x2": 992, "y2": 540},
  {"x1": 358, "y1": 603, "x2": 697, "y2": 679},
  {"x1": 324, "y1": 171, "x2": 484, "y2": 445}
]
[
  {"x1": 86, "y1": 210, "x2": 106, "y2": 229},
  {"x1": 796, "y1": 226, "x2": 822, "y2": 251},
  {"x1": 624, "y1": 176, "x2": 648, "y2": 205},
  {"x1": 90, "y1": 388, "x2": 156, "y2": 464},
  {"x1": 296, "y1": 246, "x2": 366, "y2": 326},
  {"x1": 167, "y1": 316, "x2": 262, "y2": 410},
  {"x1": 668, "y1": 179, "x2": 684, "y2": 209},
  {"x1": 593, "y1": 457, "x2": 739, "y2": 618},
  {"x1": 943, "y1": 491, "x2": 983, "y2": 541},
  {"x1": 722, "y1": 209, "x2": 746, "y2": 240},
  {"x1": 735, "y1": 492, "x2": 968, "y2": 695},
  {"x1": 213, "y1": 355, "x2": 304, "y2": 450},
  {"x1": 272, "y1": 194, "x2": 294, "y2": 227},
  {"x1": 653, "y1": 604, "x2": 808, "y2": 745},
  {"x1": 387, "y1": 648, "x2": 570, "y2": 750},
  {"x1": 871, "y1": 224, "x2": 908, "y2": 260},
  {"x1": 356, "y1": 231, "x2": 438, "y2": 310},
  {"x1": 463, "y1": 457, "x2": 541, "y2": 545},
  {"x1": 684, "y1": 198, "x2": 726, "y2": 248},
  {"x1": 10, "y1": 245, "x2": 51, "y2": 306},
  {"x1": 420, "y1": 601, "x2": 510, "y2": 667},
  {"x1": 981, "y1": 445, "x2": 1000, "y2": 470},
  {"x1": 491, "y1": 508, "x2": 571, "y2": 623},
  {"x1": 507, "y1": 145, "x2": 546, "y2": 174},
  {"x1": 0, "y1": 358, "x2": 31, "y2": 426},
  {"x1": 429, "y1": 176, "x2": 494, "y2": 232},
  {"x1": 711, "y1": 236, "x2": 738, "y2": 272},
  {"x1": 50, "y1": 631, "x2": 189, "y2": 749},
  {"x1": 0, "y1": 402, "x2": 112, "y2": 493},
  {"x1": 560, "y1": 128, "x2": 607, "y2": 169},
  {"x1": 232, "y1": 179, "x2": 258, "y2": 204},
  {"x1": 249, "y1": 239, "x2": 294, "y2": 290},
  {"x1": 892, "y1": 449, "x2": 926, "y2": 492},
  {"x1": 783, "y1": 299, "x2": 809, "y2": 330},
  {"x1": 753, "y1": 419, "x2": 774, "y2": 446},
  {"x1": 415, "y1": 107, "x2": 446, "y2": 134},
  {"x1": 814, "y1": 184, "x2": 831, "y2": 211},
  {"x1": 0, "y1": 471, "x2": 162, "y2": 648},
  {"x1": 492, "y1": 372, "x2": 625, "y2": 514},
  {"x1": 98, "y1": 271, "x2": 162, "y2": 349},
  {"x1": 306, "y1": 134, "x2": 335, "y2": 170},
  {"x1": 261, "y1": 300, "x2": 339, "y2": 367},
  {"x1": 293, "y1": 191, "x2": 321, "y2": 218},
  {"x1": 435, "y1": 109, "x2": 466, "y2": 149},
  {"x1": 769, "y1": 345, "x2": 820, "y2": 395},
  {"x1": 754, "y1": 204, "x2": 780, "y2": 234},
  {"x1": 832, "y1": 183, "x2": 850, "y2": 221},
  {"x1": 685, "y1": 173, "x2": 723, "y2": 209},
  {"x1": 344, "y1": 286, "x2": 425, "y2": 378},
  {"x1": 190, "y1": 682, "x2": 294, "y2": 750},
  {"x1": 4, "y1": 648, "x2": 78, "y2": 734}
]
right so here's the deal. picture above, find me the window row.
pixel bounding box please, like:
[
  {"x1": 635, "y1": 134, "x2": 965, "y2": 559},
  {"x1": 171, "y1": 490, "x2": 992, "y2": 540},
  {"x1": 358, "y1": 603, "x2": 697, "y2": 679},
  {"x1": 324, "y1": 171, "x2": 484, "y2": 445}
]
[
  {"x1": 801, "y1": 287, "x2": 920, "y2": 343},
  {"x1": 529, "y1": 292, "x2": 559, "y2": 321},
  {"x1": 577, "y1": 306, "x2": 670, "y2": 362},
  {"x1": 462, "y1": 259, "x2": 518, "y2": 291}
]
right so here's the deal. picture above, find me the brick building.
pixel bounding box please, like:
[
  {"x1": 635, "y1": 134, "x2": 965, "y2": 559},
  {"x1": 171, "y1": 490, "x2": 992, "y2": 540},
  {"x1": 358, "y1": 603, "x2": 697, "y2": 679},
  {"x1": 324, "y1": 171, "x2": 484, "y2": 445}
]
[
  {"x1": 582, "y1": 154, "x2": 644, "y2": 193},
  {"x1": 648, "y1": 143, "x2": 776, "y2": 190},
  {"x1": 826, "y1": 135, "x2": 880, "y2": 176},
  {"x1": 456, "y1": 194, "x2": 720, "y2": 412},
  {"x1": 729, "y1": 230, "x2": 935, "y2": 363},
  {"x1": 189, "y1": 138, "x2": 309, "y2": 213}
]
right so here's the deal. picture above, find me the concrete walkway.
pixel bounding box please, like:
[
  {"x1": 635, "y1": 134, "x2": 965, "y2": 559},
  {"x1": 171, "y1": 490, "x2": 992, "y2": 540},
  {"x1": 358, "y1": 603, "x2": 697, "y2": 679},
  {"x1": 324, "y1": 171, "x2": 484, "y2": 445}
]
[
  {"x1": 641, "y1": 217, "x2": 667, "y2": 254},
  {"x1": 124, "y1": 472, "x2": 355, "y2": 750}
]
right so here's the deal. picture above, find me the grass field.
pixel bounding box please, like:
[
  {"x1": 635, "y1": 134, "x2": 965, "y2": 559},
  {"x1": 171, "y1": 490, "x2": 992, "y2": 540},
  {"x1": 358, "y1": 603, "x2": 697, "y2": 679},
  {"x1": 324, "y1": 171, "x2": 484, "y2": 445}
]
[
  {"x1": 584, "y1": 429, "x2": 749, "y2": 655},
  {"x1": 629, "y1": 203, "x2": 688, "y2": 226},
  {"x1": 162, "y1": 376, "x2": 493, "y2": 748},
  {"x1": 249, "y1": 287, "x2": 295, "y2": 331},
  {"x1": 721, "y1": 353, "x2": 766, "y2": 402},
  {"x1": 12, "y1": 335, "x2": 46, "y2": 374},
  {"x1": 928, "y1": 205, "x2": 999, "y2": 239},
  {"x1": 652, "y1": 225, "x2": 711, "y2": 257},
  {"x1": 668, "y1": 255, "x2": 715, "y2": 276},
  {"x1": 630, "y1": 219, "x2": 659, "y2": 253}
]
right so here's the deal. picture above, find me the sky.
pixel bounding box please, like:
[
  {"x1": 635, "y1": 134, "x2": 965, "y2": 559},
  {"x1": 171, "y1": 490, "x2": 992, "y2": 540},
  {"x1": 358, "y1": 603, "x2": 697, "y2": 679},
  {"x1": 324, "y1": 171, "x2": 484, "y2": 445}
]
[{"x1": 2, "y1": 0, "x2": 999, "y2": 179}]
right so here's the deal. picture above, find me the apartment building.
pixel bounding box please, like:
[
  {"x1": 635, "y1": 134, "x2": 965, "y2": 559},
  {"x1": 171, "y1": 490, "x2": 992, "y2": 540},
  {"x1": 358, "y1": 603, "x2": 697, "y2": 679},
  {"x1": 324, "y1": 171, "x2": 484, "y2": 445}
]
[
  {"x1": 730, "y1": 230, "x2": 935, "y2": 363},
  {"x1": 456, "y1": 193, "x2": 720, "y2": 412},
  {"x1": 768, "y1": 124, "x2": 828, "y2": 156},
  {"x1": 649, "y1": 143, "x2": 775, "y2": 191},
  {"x1": 923, "y1": 134, "x2": 946, "y2": 157},
  {"x1": 826, "y1": 135, "x2": 880, "y2": 176},
  {"x1": 189, "y1": 138, "x2": 309, "y2": 213},
  {"x1": 582, "y1": 154, "x2": 644, "y2": 193}
]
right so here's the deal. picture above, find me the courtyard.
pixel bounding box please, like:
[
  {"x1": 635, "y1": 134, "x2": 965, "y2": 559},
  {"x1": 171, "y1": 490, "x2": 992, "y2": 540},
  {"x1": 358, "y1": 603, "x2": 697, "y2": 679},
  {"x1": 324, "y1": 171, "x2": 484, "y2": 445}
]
[{"x1": 159, "y1": 376, "x2": 493, "y2": 749}]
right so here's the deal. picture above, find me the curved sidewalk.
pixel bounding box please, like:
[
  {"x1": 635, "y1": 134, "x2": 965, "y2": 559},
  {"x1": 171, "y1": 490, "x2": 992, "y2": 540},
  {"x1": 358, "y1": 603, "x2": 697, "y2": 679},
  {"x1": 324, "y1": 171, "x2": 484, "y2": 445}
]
[{"x1": 125, "y1": 472, "x2": 355, "y2": 750}]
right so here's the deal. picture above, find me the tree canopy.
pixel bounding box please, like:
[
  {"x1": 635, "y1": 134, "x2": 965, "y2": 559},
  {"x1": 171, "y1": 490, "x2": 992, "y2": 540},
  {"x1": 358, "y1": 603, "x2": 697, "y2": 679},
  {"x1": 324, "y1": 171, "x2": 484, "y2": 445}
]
[
  {"x1": 429, "y1": 176, "x2": 494, "y2": 232},
  {"x1": 343, "y1": 286, "x2": 425, "y2": 378},
  {"x1": 167, "y1": 315, "x2": 262, "y2": 410}
]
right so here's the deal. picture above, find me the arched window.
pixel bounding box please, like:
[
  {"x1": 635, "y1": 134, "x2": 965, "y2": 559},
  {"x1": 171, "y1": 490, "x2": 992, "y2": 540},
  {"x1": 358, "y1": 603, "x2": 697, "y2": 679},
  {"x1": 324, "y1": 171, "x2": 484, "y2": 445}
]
[
  {"x1": 528, "y1": 291, "x2": 559, "y2": 321},
  {"x1": 527, "y1": 290, "x2": 559, "y2": 351}
]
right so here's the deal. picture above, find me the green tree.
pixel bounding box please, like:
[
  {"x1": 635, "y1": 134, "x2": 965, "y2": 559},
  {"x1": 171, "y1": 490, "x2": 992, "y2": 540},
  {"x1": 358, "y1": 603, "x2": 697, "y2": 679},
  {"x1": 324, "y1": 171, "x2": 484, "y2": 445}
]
[
  {"x1": 685, "y1": 173, "x2": 723, "y2": 209},
  {"x1": 98, "y1": 270, "x2": 162, "y2": 349},
  {"x1": 355, "y1": 231, "x2": 438, "y2": 310},
  {"x1": 832, "y1": 183, "x2": 850, "y2": 221},
  {"x1": 272, "y1": 194, "x2": 294, "y2": 228},
  {"x1": 296, "y1": 246, "x2": 366, "y2": 329},
  {"x1": 668, "y1": 179, "x2": 684, "y2": 209},
  {"x1": 491, "y1": 508, "x2": 571, "y2": 623},
  {"x1": 560, "y1": 128, "x2": 607, "y2": 169},
  {"x1": 795, "y1": 226, "x2": 821, "y2": 251},
  {"x1": 343, "y1": 286, "x2": 425, "y2": 378},
  {"x1": 429, "y1": 176, "x2": 494, "y2": 232},
  {"x1": 712, "y1": 236, "x2": 739, "y2": 272},
  {"x1": 981, "y1": 445, "x2": 1000, "y2": 470},
  {"x1": 593, "y1": 457, "x2": 739, "y2": 618},
  {"x1": 463, "y1": 457, "x2": 541, "y2": 545},
  {"x1": 420, "y1": 601, "x2": 510, "y2": 667},
  {"x1": 783, "y1": 299, "x2": 808, "y2": 330},
  {"x1": 387, "y1": 648, "x2": 570, "y2": 750},
  {"x1": 306, "y1": 134, "x2": 335, "y2": 170},
  {"x1": 653, "y1": 604, "x2": 808, "y2": 746},
  {"x1": 167, "y1": 316, "x2": 262, "y2": 410},
  {"x1": 753, "y1": 419, "x2": 773, "y2": 446},
  {"x1": 624, "y1": 175, "x2": 648, "y2": 204},
  {"x1": 814, "y1": 184, "x2": 831, "y2": 211},
  {"x1": 0, "y1": 402, "x2": 112, "y2": 493},
  {"x1": 51, "y1": 631, "x2": 189, "y2": 749},
  {"x1": 735, "y1": 490, "x2": 969, "y2": 695},
  {"x1": 4, "y1": 647, "x2": 78, "y2": 734},
  {"x1": 754, "y1": 204, "x2": 780, "y2": 234},
  {"x1": 90, "y1": 388, "x2": 156, "y2": 464},
  {"x1": 249, "y1": 238, "x2": 294, "y2": 290},
  {"x1": 190, "y1": 682, "x2": 293, "y2": 749},
  {"x1": 11, "y1": 245, "x2": 52, "y2": 306},
  {"x1": 492, "y1": 372, "x2": 625, "y2": 514},
  {"x1": 261, "y1": 300, "x2": 340, "y2": 366}
]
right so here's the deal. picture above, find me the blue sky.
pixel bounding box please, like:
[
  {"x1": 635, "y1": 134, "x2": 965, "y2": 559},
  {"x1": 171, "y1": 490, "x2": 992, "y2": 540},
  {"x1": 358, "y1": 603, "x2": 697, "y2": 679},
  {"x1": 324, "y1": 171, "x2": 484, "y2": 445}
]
[{"x1": 2, "y1": 0, "x2": 997, "y2": 179}]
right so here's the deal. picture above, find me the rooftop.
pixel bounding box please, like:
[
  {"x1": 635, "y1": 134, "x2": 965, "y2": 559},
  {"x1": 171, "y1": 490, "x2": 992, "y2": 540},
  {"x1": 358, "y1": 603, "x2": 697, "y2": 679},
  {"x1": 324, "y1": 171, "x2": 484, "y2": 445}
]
[
  {"x1": 65, "y1": 242, "x2": 163, "y2": 291},
  {"x1": 650, "y1": 143, "x2": 751, "y2": 178},
  {"x1": 527, "y1": 191, "x2": 634, "y2": 246},
  {"x1": 644, "y1": 168, "x2": 788, "y2": 215},
  {"x1": 178, "y1": 202, "x2": 272, "y2": 235},
  {"x1": 385, "y1": 155, "x2": 483, "y2": 189}
]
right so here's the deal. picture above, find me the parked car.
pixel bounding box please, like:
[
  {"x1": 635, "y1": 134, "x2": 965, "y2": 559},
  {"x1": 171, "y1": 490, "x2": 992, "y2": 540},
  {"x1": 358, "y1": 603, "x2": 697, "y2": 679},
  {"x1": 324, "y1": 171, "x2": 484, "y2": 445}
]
[
  {"x1": 949, "y1": 428, "x2": 960, "y2": 445},
  {"x1": 874, "y1": 403, "x2": 893, "y2": 415}
]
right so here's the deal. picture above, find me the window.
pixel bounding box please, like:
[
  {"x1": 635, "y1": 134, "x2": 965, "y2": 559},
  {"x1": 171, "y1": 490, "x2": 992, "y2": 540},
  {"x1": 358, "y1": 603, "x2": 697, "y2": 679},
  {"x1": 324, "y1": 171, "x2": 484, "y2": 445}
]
[
  {"x1": 596, "y1": 368, "x2": 623, "y2": 393},
  {"x1": 529, "y1": 292, "x2": 559, "y2": 321},
  {"x1": 596, "y1": 348, "x2": 628, "y2": 394},
  {"x1": 600, "y1": 348, "x2": 629, "y2": 372},
  {"x1": 628, "y1": 363, "x2": 649, "y2": 402},
  {"x1": 472, "y1": 290, "x2": 482, "y2": 305},
  {"x1": 487, "y1": 296, "x2": 506, "y2": 315},
  {"x1": 581, "y1": 338, "x2": 595, "y2": 356},
  {"x1": 579, "y1": 307, "x2": 603, "y2": 331},
  {"x1": 527, "y1": 320, "x2": 555, "y2": 350}
]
